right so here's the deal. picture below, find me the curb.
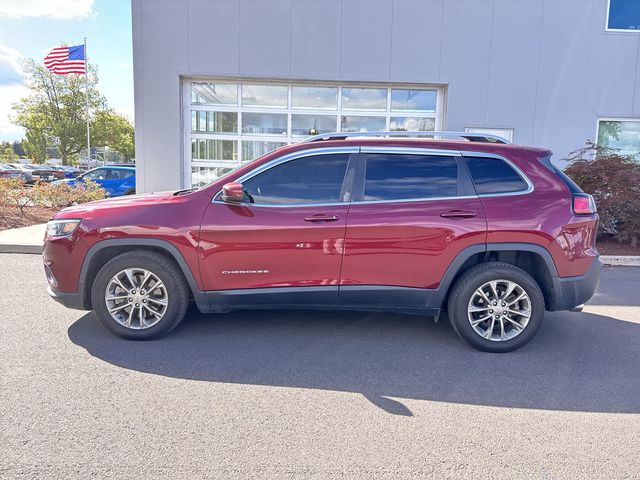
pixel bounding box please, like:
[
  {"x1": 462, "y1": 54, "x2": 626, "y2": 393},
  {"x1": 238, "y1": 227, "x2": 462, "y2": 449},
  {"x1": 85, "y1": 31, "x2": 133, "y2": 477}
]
[
  {"x1": 600, "y1": 255, "x2": 640, "y2": 267},
  {"x1": 0, "y1": 244, "x2": 43, "y2": 255}
]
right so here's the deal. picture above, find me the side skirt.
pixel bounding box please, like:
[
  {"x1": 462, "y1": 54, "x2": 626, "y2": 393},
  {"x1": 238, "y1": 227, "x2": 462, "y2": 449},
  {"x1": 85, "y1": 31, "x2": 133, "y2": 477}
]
[{"x1": 200, "y1": 285, "x2": 440, "y2": 317}]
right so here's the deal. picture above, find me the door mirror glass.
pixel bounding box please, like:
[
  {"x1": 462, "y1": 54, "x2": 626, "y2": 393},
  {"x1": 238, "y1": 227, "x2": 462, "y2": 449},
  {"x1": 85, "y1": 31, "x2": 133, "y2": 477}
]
[{"x1": 221, "y1": 182, "x2": 245, "y2": 203}]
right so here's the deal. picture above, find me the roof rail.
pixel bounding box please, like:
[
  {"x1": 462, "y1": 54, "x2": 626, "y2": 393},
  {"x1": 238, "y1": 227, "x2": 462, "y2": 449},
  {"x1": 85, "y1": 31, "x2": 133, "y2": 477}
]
[{"x1": 302, "y1": 131, "x2": 511, "y2": 144}]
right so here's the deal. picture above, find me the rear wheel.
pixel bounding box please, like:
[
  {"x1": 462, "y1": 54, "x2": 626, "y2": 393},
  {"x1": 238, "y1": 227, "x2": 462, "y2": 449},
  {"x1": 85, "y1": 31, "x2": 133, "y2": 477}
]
[
  {"x1": 91, "y1": 250, "x2": 189, "y2": 340},
  {"x1": 447, "y1": 262, "x2": 545, "y2": 353}
]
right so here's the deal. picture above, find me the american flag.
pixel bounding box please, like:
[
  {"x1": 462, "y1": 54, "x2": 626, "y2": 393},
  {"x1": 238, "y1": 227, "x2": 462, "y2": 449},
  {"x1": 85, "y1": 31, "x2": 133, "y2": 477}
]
[{"x1": 44, "y1": 45, "x2": 86, "y2": 74}]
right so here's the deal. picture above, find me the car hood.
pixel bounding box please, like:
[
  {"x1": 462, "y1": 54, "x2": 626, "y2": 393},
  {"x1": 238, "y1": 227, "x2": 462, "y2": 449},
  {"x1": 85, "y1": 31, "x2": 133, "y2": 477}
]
[{"x1": 55, "y1": 190, "x2": 188, "y2": 218}]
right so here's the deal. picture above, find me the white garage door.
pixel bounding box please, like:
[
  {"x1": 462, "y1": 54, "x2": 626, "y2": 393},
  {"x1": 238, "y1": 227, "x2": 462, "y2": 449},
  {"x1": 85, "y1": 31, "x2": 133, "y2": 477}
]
[{"x1": 184, "y1": 80, "x2": 445, "y2": 187}]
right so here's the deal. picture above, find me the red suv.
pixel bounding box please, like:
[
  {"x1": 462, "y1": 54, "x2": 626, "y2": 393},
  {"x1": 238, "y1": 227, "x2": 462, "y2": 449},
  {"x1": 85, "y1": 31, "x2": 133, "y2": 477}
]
[{"x1": 44, "y1": 132, "x2": 601, "y2": 352}]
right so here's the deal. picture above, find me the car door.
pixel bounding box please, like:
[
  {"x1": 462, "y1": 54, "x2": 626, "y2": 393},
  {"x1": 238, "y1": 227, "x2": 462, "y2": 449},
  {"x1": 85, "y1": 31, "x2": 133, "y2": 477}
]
[
  {"x1": 198, "y1": 147, "x2": 357, "y2": 307},
  {"x1": 339, "y1": 148, "x2": 487, "y2": 308}
]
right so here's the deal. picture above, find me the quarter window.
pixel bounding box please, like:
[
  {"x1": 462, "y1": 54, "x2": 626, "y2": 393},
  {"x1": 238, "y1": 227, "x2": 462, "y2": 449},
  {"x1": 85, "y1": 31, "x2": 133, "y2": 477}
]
[
  {"x1": 465, "y1": 157, "x2": 529, "y2": 195},
  {"x1": 242, "y1": 154, "x2": 350, "y2": 205},
  {"x1": 362, "y1": 154, "x2": 459, "y2": 201}
]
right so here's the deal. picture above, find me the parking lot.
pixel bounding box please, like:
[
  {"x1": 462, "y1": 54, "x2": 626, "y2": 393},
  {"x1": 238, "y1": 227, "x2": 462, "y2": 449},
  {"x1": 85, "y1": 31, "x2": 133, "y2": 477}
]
[{"x1": 1, "y1": 253, "x2": 639, "y2": 479}]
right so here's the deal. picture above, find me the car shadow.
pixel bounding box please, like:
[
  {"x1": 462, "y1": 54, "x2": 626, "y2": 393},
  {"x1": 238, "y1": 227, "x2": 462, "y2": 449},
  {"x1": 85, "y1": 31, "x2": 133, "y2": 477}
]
[{"x1": 68, "y1": 304, "x2": 640, "y2": 416}]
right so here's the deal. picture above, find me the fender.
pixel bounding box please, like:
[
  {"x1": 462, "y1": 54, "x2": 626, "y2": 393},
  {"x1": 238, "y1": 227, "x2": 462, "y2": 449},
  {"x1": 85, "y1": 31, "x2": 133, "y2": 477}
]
[
  {"x1": 77, "y1": 238, "x2": 208, "y2": 311},
  {"x1": 427, "y1": 242, "x2": 561, "y2": 310}
]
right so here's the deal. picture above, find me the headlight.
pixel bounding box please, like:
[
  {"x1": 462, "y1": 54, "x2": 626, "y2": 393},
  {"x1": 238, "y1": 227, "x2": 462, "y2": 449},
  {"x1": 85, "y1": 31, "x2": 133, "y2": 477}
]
[{"x1": 46, "y1": 219, "x2": 82, "y2": 238}]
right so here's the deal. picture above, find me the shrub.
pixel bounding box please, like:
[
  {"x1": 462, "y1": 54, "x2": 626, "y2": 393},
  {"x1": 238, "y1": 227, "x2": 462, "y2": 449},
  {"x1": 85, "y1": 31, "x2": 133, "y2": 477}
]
[
  {"x1": 564, "y1": 142, "x2": 640, "y2": 247},
  {"x1": 0, "y1": 178, "x2": 107, "y2": 213},
  {"x1": 30, "y1": 179, "x2": 107, "y2": 209},
  {"x1": 0, "y1": 178, "x2": 31, "y2": 214}
]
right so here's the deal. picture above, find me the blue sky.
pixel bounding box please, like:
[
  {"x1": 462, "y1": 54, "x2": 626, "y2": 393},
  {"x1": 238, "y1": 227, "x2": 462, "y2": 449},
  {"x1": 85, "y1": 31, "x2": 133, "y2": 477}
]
[{"x1": 0, "y1": 0, "x2": 133, "y2": 141}]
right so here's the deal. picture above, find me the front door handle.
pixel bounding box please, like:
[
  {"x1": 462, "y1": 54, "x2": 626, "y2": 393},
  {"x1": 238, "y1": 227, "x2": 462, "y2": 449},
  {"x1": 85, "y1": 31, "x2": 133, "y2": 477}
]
[
  {"x1": 440, "y1": 210, "x2": 477, "y2": 219},
  {"x1": 304, "y1": 214, "x2": 340, "y2": 223}
]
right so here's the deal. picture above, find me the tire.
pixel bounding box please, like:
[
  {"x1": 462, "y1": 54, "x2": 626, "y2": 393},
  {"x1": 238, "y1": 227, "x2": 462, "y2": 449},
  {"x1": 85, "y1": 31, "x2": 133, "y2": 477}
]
[
  {"x1": 91, "y1": 250, "x2": 190, "y2": 340},
  {"x1": 447, "y1": 262, "x2": 545, "y2": 353}
]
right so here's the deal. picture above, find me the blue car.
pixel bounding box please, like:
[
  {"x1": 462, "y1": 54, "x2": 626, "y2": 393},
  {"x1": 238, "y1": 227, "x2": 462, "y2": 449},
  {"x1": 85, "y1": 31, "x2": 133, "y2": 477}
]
[
  {"x1": 55, "y1": 165, "x2": 136, "y2": 197},
  {"x1": 53, "y1": 165, "x2": 83, "y2": 179}
]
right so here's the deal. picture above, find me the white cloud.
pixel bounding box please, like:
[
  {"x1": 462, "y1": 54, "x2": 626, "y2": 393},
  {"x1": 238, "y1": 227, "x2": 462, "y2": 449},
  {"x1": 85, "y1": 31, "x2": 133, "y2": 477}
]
[
  {"x1": 0, "y1": 44, "x2": 24, "y2": 86},
  {"x1": 0, "y1": 83, "x2": 28, "y2": 141},
  {"x1": 0, "y1": 0, "x2": 94, "y2": 19},
  {"x1": 0, "y1": 44, "x2": 26, "y2": 140}
]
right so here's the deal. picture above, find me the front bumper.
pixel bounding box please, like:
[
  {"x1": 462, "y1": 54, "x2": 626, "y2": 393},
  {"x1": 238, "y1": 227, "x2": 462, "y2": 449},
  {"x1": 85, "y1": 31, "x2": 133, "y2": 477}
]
[
  {"x1": 552, "y1": 257, "x2": 602, "y2": 311},
  {"x1": 47, "y1": 286, "x2": 87, "y2": 311}
]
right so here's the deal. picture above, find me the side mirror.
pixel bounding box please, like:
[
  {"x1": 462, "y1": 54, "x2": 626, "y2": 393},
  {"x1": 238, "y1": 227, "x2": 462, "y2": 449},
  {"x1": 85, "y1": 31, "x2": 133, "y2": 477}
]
[{"x1": 221, "y1": 181, "x2": 245, "y2": 204}]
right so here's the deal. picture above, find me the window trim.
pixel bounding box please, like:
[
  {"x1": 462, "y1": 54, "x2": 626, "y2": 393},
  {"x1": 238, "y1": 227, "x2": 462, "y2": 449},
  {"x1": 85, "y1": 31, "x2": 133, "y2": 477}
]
[
  {"x1": 211, "y1": 146, "x2": 359, "y2": 207},
  {"x1": 605, "y1": 0, "x2": 640, "y2": 33},
  {"x1": 462, "y1": 152, "x2": 534, "y2": 198}
]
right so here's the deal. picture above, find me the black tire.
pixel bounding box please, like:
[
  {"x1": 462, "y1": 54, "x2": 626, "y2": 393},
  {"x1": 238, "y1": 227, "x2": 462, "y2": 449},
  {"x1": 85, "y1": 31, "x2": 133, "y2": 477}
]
[
  {"x1": 91, "y1": 250, "x2": 189, "y2": 340},
  {"x1": 447, "y1": 262, "x2": 545, "y2": 353}
]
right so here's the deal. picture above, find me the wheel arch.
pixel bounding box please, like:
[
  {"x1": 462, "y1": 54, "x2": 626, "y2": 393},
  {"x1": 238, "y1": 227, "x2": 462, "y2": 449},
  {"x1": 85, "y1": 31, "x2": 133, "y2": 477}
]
[
  {"x1": 78, "y1": 238, "x2": 206, "y2": 311},
  {"x1": 435, "y1": 243, "x2": 561, "y2": 311}
]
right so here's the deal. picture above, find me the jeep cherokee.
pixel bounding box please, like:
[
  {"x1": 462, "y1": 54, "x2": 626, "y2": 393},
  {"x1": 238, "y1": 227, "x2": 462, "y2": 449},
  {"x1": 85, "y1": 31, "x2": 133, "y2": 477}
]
[{"x1": 44, "y1": 132, "x2": 601, "y2": 352}]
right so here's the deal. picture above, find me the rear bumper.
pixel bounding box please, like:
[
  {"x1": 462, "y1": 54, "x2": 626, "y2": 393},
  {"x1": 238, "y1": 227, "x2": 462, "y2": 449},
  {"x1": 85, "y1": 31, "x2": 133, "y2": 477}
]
[
  {"x1": 47, "y1": 286, "x2": 87, "y2": 311},
  {"x1": 552, "y1": 257, "x2": 602, "y2": 311}
]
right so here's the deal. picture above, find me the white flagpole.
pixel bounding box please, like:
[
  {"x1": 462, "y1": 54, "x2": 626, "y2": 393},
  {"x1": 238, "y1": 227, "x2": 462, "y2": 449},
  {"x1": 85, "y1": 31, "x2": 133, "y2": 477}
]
[{"x1": 84, "y1": 37, "x2": 90, "y2": 165}]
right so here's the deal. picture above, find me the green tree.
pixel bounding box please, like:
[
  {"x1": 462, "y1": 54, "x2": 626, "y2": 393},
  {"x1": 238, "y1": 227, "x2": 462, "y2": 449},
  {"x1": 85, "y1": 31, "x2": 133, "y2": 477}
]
[
  {"x1": 22, "y1": 127, "x2": 48, "y2": 164},
  {"x1": 92, "y1": 109, "x2": 135, "y2": 161},
  {"x1": 0, "y1": 142, "x2": 18, "y2": 161},
  {"x1": 12, "y1": 59, "x2": 106, "y2": 165}
]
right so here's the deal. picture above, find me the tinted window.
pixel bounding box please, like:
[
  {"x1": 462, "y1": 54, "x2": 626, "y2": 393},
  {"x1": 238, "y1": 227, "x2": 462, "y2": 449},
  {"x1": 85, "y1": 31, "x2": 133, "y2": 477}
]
[
  {"x1": 465, "y1": 157, "x2": 528, "y2": 194},
  {"x1": 363, "y1": 154, "x2": 458, "y2": 201},
  {"x1": 243, "y1": 153, "x2": 349, "y2": 205}
]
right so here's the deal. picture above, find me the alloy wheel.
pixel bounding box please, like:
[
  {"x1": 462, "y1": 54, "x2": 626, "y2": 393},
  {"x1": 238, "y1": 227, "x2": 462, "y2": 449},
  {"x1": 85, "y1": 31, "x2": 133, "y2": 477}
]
[
  {"x1": 104, "y1": 268, "x2": 168, "y2": 329},
  {"x1": 467, "y1": 279, "x2": 531, "y2": 342}
]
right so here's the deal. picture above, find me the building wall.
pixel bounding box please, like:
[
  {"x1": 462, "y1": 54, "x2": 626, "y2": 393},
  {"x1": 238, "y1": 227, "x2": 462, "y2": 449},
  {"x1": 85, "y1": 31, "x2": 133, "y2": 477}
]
[{"x1": 132, "y1": 0, "x2": 640, "y2": 193}]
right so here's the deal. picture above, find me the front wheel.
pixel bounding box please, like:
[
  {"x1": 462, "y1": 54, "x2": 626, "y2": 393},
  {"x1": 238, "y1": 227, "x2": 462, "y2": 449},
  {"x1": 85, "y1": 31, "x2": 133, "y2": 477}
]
[
  {"x1": 447, "y1": 262, "x2": 545, "y2": 353},
  {"x1": 91, "y1": 250, "x2": 190, "y2": 340}
]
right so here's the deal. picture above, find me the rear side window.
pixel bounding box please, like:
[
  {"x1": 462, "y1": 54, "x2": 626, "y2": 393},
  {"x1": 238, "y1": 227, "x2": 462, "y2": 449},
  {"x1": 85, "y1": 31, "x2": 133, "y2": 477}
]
[
  {"x1": 242, "y1": 153, "x2": 349, "y2": 205},
  {"x1": 464, "y1": 156, "x2": 529, "y2": 195},
  {"x1": 362, "y1": 154, "x2": 459, "y2": 201}
]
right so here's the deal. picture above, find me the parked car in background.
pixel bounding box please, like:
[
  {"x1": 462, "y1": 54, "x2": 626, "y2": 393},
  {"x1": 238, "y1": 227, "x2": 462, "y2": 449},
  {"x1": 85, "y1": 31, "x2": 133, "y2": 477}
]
[
  {"x1": 0, "y1": 164, "x2": 26, "y2": 180},
  {"x1": 54, "y1": 165, "x2": 136, "y2": 197},
  {"x1": 44, "y1": 131, "x2": 601, "y2": 353},
  {"x1": 51, "y1": 165, "x2": 83, "y2": 179},
  {"x1": 8, "y1": 163, "x2": 62, "y2": 183}
]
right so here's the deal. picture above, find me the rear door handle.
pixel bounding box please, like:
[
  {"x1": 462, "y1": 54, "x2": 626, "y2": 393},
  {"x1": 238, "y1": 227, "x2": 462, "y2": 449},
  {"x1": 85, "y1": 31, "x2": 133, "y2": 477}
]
[
  {"x1": 304, "y1": 214, "x2": 340, "y2": 222},
  {"x1": 440, "y1": 210, "x2": 477, "y2": 219}
]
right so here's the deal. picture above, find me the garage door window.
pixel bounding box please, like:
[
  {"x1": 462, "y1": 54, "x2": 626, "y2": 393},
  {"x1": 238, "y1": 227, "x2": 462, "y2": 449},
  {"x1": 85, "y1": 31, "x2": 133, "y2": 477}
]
[{"x1": 185, "y1": 80, "x2": 444, "y2": 187}]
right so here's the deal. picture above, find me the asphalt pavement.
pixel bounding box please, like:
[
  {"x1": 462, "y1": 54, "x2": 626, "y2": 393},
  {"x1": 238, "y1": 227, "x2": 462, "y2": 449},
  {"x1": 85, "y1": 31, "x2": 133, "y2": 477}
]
[{"x1": 1, "y1": 254, "x2": 639, "y2": 479}]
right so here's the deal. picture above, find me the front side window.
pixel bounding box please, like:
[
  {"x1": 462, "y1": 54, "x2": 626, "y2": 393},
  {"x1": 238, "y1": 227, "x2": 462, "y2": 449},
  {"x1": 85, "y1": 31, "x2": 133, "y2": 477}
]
[
  {"x1": 607, "y1": 0, "x2": 640, "y2": 31},
  {"x1": 597, "y1": 119, "x2": 640, "y2": 157},
  {"x1": 242, "y1": 154, "x2": 349, "y2": 205},
  {"x1": 465, "y1": 157, "x2": 529, "y2": 195},
  {"x1": 84, "y1": 168, "x2": 108, "y2": 180},
  {"x1": 362, "y1": 154, "x2": 459, "y2": 201}
]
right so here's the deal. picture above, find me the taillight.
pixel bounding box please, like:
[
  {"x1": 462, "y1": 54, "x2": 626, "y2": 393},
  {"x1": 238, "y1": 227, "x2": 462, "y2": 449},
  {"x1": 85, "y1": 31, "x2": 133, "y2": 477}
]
[{"x1": 572, "y1": 194, "x2": 596, "y2": 215}]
